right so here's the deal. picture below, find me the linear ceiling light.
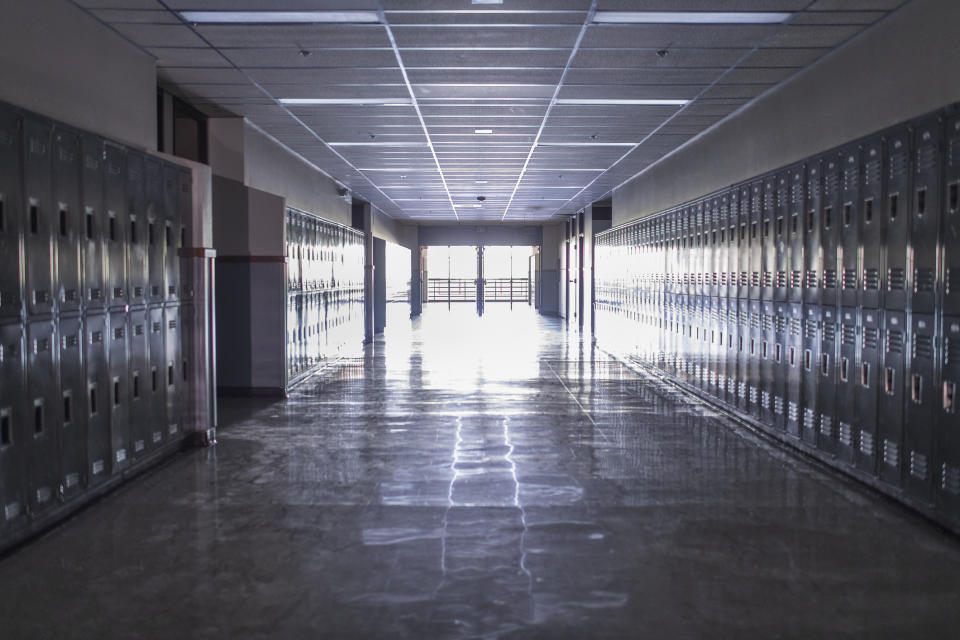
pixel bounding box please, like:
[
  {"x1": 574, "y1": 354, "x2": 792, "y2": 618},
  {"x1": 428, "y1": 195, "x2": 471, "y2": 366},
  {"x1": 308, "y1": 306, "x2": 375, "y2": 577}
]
[
  {"x1": 179, "y1": 11, "x2": 380, "y2": 23},
  {"x1": 474, "y1": 129, "x2": 494, "y2": 134},
  {"x1": 555, "y1": 99, "x2": 689, "y2": 106},
  {"x1": 592, "y1": 11, "x2": 791, "y2": 24},
  {"x1": 279, "y1": 98, "x2": 412, "y2": 106}
]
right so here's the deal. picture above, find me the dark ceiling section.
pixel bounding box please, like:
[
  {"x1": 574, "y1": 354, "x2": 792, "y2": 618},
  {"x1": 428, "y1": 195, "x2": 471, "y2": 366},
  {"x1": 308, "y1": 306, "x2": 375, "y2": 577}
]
[{"x1": 76, "y1": 0, "x2": 906, "y2": 222}]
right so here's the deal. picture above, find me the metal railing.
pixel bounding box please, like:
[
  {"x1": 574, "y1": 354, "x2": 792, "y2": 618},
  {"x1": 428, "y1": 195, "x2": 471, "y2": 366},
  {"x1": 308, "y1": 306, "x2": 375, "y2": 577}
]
[
  {"x1": 484, "y1": 278, "x2": 530, "y2": 302},
  {"x1": 427, "y1": 278, "x2": 477, "y2": 302}
]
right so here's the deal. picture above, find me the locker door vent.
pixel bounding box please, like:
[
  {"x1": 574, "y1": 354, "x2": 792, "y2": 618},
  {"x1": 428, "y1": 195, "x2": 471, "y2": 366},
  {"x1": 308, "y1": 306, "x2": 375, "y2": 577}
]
[
  {"x1": 888, "y1": 268, "x2": 906, "y2": 291},
  {"x1": 824, "y1": 270, "x2": 837, "y2": 289},
  {"x1": 913, "y1": 334, "x2": 934, "y2": 359},
  {"x1": 942, "y1": 464, "x2": 960, "y2": 494},
  {"x1": 823, "y1": 322, "x2": 836, "y2": 343},
  {"x1": 804, "y1": 408, "x2": 816, "y2": 430},
  {"x1": 806, "y1": 270, "x2": 818, "y2": 289},
  {"x1": 883, "y1": 440, "x2": 900, "y2": 468},
  {"x1": 839, "y1": 422, "x2": 853, "y2": 447},
  {"x1": 788, "y1": 402, "x2": 799, "y2": 422},
  {"x1": 774, "y1": 396, "x2": 785, "y2": 415},
  {"x1": 859, "y1": 429, "x2": 875, "y2": 455},
  {"x1": 843, "y1": 269, "x2": 857, "y2": 290},
  {"x1": 947, "y1": 337, "x2": 960, "y2": 364},
  {"x1": 791, "y1": 270, "x2": 802, "y2": 288},
  {"x1": 886, "y1": 330, "x2": 904, "y2": 353},
  {"x1": 915, "y1": 268, "x2": 935, "y2": 292},
  {"x1": 863, "y1": 327, "x2": 879, "y2": 350},
  {"x1": 820, "y1": 415, "x2": 834, "y2": 438},
  {"x1": 841, "y1": 323, "x2": 857, "y2": 346},
  {"x1": 864, "y1": 269, "x2": 880, "y2": 291},
  {"x1": 909, "y1": 451, "x2": 928, "y2": 480}
]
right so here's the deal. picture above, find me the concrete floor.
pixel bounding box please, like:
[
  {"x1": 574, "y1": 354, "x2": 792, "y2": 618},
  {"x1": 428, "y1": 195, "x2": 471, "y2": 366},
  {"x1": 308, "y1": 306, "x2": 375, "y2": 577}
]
[{"x1": 1, "y1": 304, "x2": 959, "y2": 639}]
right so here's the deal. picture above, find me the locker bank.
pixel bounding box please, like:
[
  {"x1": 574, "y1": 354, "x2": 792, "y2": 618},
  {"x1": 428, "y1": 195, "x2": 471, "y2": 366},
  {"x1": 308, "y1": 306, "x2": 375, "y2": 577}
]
[{"x1": 0, "y1": 1, "x2": 959, "y2": 638}]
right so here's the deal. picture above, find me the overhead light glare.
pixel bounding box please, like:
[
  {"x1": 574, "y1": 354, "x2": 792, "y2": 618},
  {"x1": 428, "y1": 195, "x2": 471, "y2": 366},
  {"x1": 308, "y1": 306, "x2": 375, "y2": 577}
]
[
  {"x1": 179, "y1": 11, "x2": 380, "y2": 24},
  {"x1": 279, "y1": 98, "x2": 412, "y2": 106},
  {"x1": 592, "y1": 11, "x2": 791, "y2": 24},
  {"x1": 472, "y1": 0, "x2": 504, "y2": 4},
  {"x1": 475, "y1": 180, "x2": 488, "y2": 184},
  {"x1": 474, "y1": 129, "x2": 494, "y2": 134},
  {"x1": 555, "y1": 99, "x2": 689, "y2": 106}
]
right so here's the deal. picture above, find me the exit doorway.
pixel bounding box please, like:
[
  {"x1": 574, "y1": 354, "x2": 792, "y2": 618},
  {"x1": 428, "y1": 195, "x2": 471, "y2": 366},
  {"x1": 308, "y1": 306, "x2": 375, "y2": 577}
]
[{"x1": 423, "y1": 245, "x2": 537, "y2": 315}]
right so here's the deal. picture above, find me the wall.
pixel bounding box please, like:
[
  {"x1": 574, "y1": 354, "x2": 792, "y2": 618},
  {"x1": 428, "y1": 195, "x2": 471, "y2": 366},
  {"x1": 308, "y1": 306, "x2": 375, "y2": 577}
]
[
  {"x1": 613, "y1": 0, "x2": 960, "y2": 227},
  {"x1": 0, "y1": 0, "x2": 156, "y2": 150},
  {"x1": 419, "y1": 224, "x2": 542, "y2": 247}
]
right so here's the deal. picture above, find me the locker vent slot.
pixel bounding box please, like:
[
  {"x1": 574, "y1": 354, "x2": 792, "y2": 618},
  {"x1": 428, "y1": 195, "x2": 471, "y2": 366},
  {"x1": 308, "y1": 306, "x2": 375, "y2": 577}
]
[
  {"x1": 842, "y1": 324, "x2": 856, "y2": 346},
  {"x1": 859, "y1": 430, "x2": 875, "y2": 455},
  {"x1": 92, "y1": 460, "x2": 105, "y2": 476},
  {"x1": 134, "y1": 440, "x2": 144, "y2": 453},
  {"x1": 843, "y1": 269, "x2": 857, "y2": 290},
  {"x1": 820, "y1": 415, "x2": 833, "y2": 437},
  {"x1": 763, "y1": 272, "x2": 773, "y2": 288},
  {"x1": 914, "y1": 334, "x2": 934, "y2": 360},
  {"x1": 804, "y1": 321, "x2": 818, "y2": 340},
  {"x1": 864, "y1": 269, "x2": 879, "y2": 290},
  {"x1": 776, "y1": 271, "x2": 786, "y2": 288},
  {"x1": 64, "y1": 472, "x2": 79, "y2": 489},
  {"x1": 914, "y1": 268, "x2": 934, "y2": 292},
  {"x1": 791, "y1": 270, "x2": 802, "y2": 288},
  {"x1": 824, "y1": 270, "x2": 837, "y2": 289},
  {"x1": 823, "y1": 322, "x2": 836, "y2": 343},
  {"x1": 910, "y1": 451, "x2": 928, "y2": 480},
  {"x1": 887, "y1": 330, "x2": 904, "y2": 353},
  {"x1": 918, "y1": 144, "x2": 937, "y2": 173},
  {"x1": 942, "y1": 464, "x2": 960, "y2": 494},
  {"x1": 883, "y1": 440, "x2": 900, "y2": 468},
  {"x1": 762, "y1": 314, "x2": 774, "y2": 331},
  {"x1": 804, "y1": 408, "x2": 817, "y2": 431},
  {"x1": 751, "y1": 272, "x2": 760, "y2": 287},
  {"x1": 4, "y1": 502, "x2": 21, "y2": 521},
  {"x1": 839, "y1": 422, "x2": 853, "y2": 446},
  {"x1": 890, "y1": 151, "x2": 907, "y2": 179},
  {"x1": 762, "y1": 391, "x2": 771, "y2": 410},
  {"x1": 740, "y1": 272, "x2": 747, "y2": 286},
  {"x1": 774, "y1": 396, "x2": 784, "y2": 415},
  {"x1": 36, "y1": 487, "x2": 52, "y2": 504},
  {"x1": 790, "y1": 318, "x2": 801, "y2": 336},
  {"x1": 863, "y1": 327, "x2": 879, "y2": 350},
  {"x1": 750, "y1": 387, "x2": 759, "y2": 404},
  {"x1": 948, "y1": 336, "x2": 960, "y2": 363},
  {"x1": 152, "y1": 431, "x2": 162, "y2": 444},
  {"x1": 115, "y1": 448, "x2": 126, "y2": 463},
  {"x1": 788, "y1": 402, "x2": 799, "y2": 423}
]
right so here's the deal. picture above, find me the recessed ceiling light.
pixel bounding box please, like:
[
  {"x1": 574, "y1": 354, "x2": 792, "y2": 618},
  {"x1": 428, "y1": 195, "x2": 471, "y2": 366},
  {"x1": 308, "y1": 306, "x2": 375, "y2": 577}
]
[
  {"x1": 474, "y1": 129, "x2": 494, "y2": 134},
  {"x1": 592, "y1": 11, "x2": 791, "y2": 24},
  {"x1": 475, "y1": 180, "x2": 488, "y2": 184},
  {"x1": 472, "y1": 0, "x2": 504, "y2": 4},
  {"x1": 179, "y1": 11, "x2": 380, "y2": 23},
  {"x1": 279, "y1": 98, "x2": 413, "y2": 106},
  {"x1": 555, "y1": 99, "x2": 689, "y2": 106}
]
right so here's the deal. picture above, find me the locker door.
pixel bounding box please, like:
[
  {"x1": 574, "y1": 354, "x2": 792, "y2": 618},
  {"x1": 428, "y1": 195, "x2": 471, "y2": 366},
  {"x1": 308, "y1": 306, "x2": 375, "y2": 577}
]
[
  {"x1": 23, "y1": 117, "x2": 55, "y2": 316},
  {"x1": 860, "y1": 138, "x2": 884, "y2": 309},
  {"x1": 163, "y1": 163, "x2": 181, "y2": 302},
  {"x1": 836, "y1": 306, "x2": 858, "y2": 465},
  {"x1": 126, "y1": 151, "x2": 148, "y2": 306},
  {"x1": 127, "y1": 309, "x2": 150, "y2": 458},
  {"x1": 785, "y1": 303, "x2": 803, "y2": 437},
  {"x1": 81, "y1": 135, "x2": 106, "y2": 311},
  {"x1": 758, "y1": 301, "x2": 776, "y2": 424},
  {"x1": 0, "y1": 105, "x2": 23, "y2": 320},
  {"x1": 737, "y1": 300, "x2": 750, "y2": 411},
  {"x1": 943, "y1": 115, "x2": 960, "y2": 315},
  {"x1": 104, "y1": 145, "x2": 127, "y2": 309},
  {"x1": 817, "y1": 306, "x2": 838, "y2": 455},
  {"x1": 718, "y1": 194, "x2": 729, "y2": 300},
  {"x1": 0, "y1": 323, "x2": 28, "y2": 533},
  {"x1": 737, "y1": 186, "x2": 750, "y2": 300},
  {"x1": 937, "y1": 316, "x2": 960, "y2": 517},
  {"x1": 716, "y1": 298, "x2": 728, "y2": 400},
  {"x1": 856, "y1": 309, "x2": 881, "y2": 474},
  {"x1": 803, "y1": 159, "x2": 822, "y2": 306},
  {"x1": 180, "y1": 303, "x2": 194, "y2": 434},
  {"x1": 878, "y1": 310, "x2": 907, "y2": 486},
  {"x1": 772, "y1": 302, "x2": 789, "y2": 430},
  {"x1": 149, "y1": 306, "x2": 167, "y2": 447},
  {"x1": 57, "y1": 315, "x2": 86, "y2": 500},
  {"x1": 145, "y1": 157, "x2": 165, "y2": 304},
  {"x1": 774, "y1": 172, "x2": 789, "y2": 302},
  {"x1": 905, "y1": 313, "x2": 937, "y2": 502},
  {"x1": 749, "y1": 182, "x2": 762, "y2": 300},
  {"x1": 108, "y1": 312, "x2": 130, "y2": 470},
  {"x1": 747, "y1": 299, "x2": 762, "y2": 414},
  {"x1": 761, "y1": 176, "x2": 776, "y2": 302},
  {"x1": 911, "y1": 117, "x2": 943, "y2": 314},
  {"x1": 85, "y1": 314, "x2": 110, "y2": 486},
  {"x1": 53, "y1": 127, "x2": 82, "y2": 314},
  {"x1": 801, "y1": 305, "x2": 820, "y2": 445},
  {"x1": 839, "y1": 144, "x2": 861, "y2": 308},
  {"x1": 821, "y1": 154, "x2": 842, "y2": 309},
  {"x1": 884, "y1": 127, "x2": 911, "y2": 310},
  {"x1": 788, "y1": 164, "x2": 805, "y2": 305},
  {"x1": 178, "y1": 169, "x2": 193, "y2": 302},
  {"x1": 26, "y1": 319, "x2": 58, "y2": 514}
]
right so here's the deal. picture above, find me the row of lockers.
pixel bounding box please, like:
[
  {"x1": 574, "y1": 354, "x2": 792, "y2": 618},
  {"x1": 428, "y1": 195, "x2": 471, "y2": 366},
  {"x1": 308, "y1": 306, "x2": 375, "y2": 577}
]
[
  {"x1": 0, "y1": 101, "x2": 191, "y2": 319},
  {"x1": 286, "y1": 207, "x2": 365, "y2": 293},
  {"x1": 595, "y1": 104, "x2": 960, "y2": 530},
  {"x1": 286, "y1": 290, "x2": 364, "y2": 380},
  {"x1": 597, "y1": 109, "x2": 959, "y2": 313},
  {"x1": 0, "y1": 305, "x2": 192, "y2": 538}
]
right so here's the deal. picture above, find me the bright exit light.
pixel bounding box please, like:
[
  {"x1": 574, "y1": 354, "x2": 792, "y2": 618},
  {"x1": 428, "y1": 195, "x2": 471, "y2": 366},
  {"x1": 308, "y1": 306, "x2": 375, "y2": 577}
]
[
  {"x1": 180, "y1": 11, "x2": 380, "y2": 23},
  {"x1": 592, "y1": 11, "x2": 792, "y2": 24}
]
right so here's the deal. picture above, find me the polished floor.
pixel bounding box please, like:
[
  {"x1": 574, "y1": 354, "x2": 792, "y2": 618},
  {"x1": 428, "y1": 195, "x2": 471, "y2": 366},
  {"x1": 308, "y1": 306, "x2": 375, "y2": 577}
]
[{"x1": 1, "y1": 304, "x2": 959, "y2": 639}]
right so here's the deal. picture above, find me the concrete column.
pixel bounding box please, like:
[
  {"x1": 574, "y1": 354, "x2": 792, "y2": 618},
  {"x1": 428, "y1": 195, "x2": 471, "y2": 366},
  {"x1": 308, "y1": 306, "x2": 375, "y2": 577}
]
[
  {"x1": 352, "y1": 201, "x2": 375, "y2": 344},
  {"x1": 410, "y1": 246, "x2": 423, "y2": 317},
  {"x1": 373, "y1": 238, "x2": 386, "y2": 334}
]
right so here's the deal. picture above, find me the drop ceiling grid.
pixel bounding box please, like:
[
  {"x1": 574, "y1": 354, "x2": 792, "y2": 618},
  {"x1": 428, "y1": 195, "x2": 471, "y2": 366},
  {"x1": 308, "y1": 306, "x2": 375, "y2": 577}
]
[{"x1": 76, "y1": 0, "x2": 908, "y2": 222}]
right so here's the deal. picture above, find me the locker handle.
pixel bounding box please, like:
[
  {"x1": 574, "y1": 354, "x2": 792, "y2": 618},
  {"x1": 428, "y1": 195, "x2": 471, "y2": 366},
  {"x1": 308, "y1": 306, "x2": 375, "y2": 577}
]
[
  {"x1": 33, "y1": 399, "x2": 44, "y2": 434},
  {"x1": 804, "y1": 350, "x2": 812, "y2": 371},
  {"x1": 840, "y1": 357, "x2": 849, "y2": 382},
  {"x1": 824, "y1": 206, "x2": 832, "y2": 229},
  {"x1": 62, "y1": 392, "x2": 72, "y2": 425},
  {"x1": 89, "y1": 385, "x2": 97, "y2": 416},
  {"x1": 864, "y1": 198, "x2": 873, "y2": 224},
  {"x1": 889, "y1": 194, "x2": 898, "y2": 221},
  {"x1": 916, "y1": 188, "x2": 927, "y2": 216},
  {"x1": 884, "y1": 368, "x2": 895, "y2": 395},
  {"x1": 861, "y1": 363, "x2": 870, "y2": 388},
  {"x1": 820, "y1": 353, "x2": 830, "y2": 377},
  {"x1": 949, "y1": 182, "x2": 959, "y2": 214},
  {"x1": 0, "y1": 409, "x2": 11, "y2": 446},
  {"x1": 911, "y1": 374, "x2": 923, "y2": 404},
  {"x1": 944, "y1": 381, "x2": 956, "y2": 414},
  {"x1": 29, "y1": 203, "x2": 39, "y2": 234}
]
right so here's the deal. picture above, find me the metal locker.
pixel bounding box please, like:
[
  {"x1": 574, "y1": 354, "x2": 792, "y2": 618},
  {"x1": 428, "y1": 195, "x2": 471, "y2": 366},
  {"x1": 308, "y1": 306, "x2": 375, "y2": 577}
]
[
  {"x1": 53, "y1": 127, "x2": 82, "y2": 314},
  {"x1": 57, "y1": 315, "x2": 87, "y2": 500},
  {"x1": 178, "y1": 168, "x2": 193, "y2": 302},
  {"x1": 703, "y1": 201, "x2": 714, "y2": 299},
  {"x1": 149, "y1": 306, "x2": 168, "y2": 447},
  {"x1": 821, "y1": 154, "x2": 842, "y2": 309},
  {"x1": 747, "y1": 299, "x2": 762, "y2": 414},
  {"x1": 761, "y1": 175, "x2": 776, "y2": 302},
  {"x1": 126, "y1": 309, "x2": 151, "y2": 458},
  {"x1": 81, "y1": 134, "x2": 106, "y2": 311},
  {"x1": 0, "y1": 104, "x2": 23, "y2": 320},
  {"x1": 883, "y1": 126, "x2": 911, "y2": 311},
  {"x1": 878, "y1": 310, "x2": 907, "y2": 486},
  {"x1": 736, "y1": 300, "x2": 750, "y2": 411},
  {"x1": 84, "y1": 314, "x2": 110, "y2": 486},
  {"x1": 726, "y1": 300, "x2": 739, "y2": 404},
  {"x1": 787, "y1": 165, "x2": 805, "y2": 305},
  {"x1": 905, "y1": 313, "x2": 937, "y2": 502},
  {"x1": 856, "y1": 309, "x2": 881, "y2": 474},
  {"x1": 758, "y1": 300, "x2": 776, "y2": 424},
  {"x1": 801, "y1": 305, "x2": 820, "y2": 445},
  {"x1": 0, "y1": 322, "x2": 28, "y2": 532},
  {"x1": 771, "y1": 302, "x2": 789, "y2": 431},
  {"x1": 860, "y1": 138, "x2": 884, "y2": 309},
  {"x1": 104, "y1": 145, "x2": 127, "y2": 309},
  {"x1": 749, "y1": 181, "x2": 762, "y2": 300},
  {"x1": 911, "y1": 117, "x2": 943, "y2": 314},
  {"x1": 107, "y1": 312, "x2": 130, "y2": 470},
  {"x1": 22, "y1": 116, "x2": 55, "y2": 317},
  {"x1": 803, "y1": 159, "x2": 822, "y2": 306},
  {"x1": 817, "y1": 306, "x2": 839, "y2": 455},
  {"x1": 839, "y1": 144, "x2": 861, "y2": 308},
  {"x1": 145, "y1": 157, "x2": 165, "y2": 304},
  {"x1": 180, "y1": 303, "x2": 195, "y2": 434},
  {"x1": 681, "y1": 207, "x2": 691, "y2": 298},
  {"x1": 785, "y1": 303, "x2": 804, "y2": 436},
  {"x1": 718, "y1": 193, "x2": 729, "y2": 300},
  {"x1": 836, "y1": 307, "x2": 859, "y2": 465},
  {"x1": 126, "y1": 150, "x2": 148, "y2": 307},
  {"x1": 773, "y1": 171, "x2": 790, "y2": 303},
  {"x1": 943, "y1": 115, "x2": 960, "y2": 315},
  {"x1": 715, "y1": 297, "x2": 727, "y2": 400},
  {"x1": 26, "y1": 318, "x2": 59, "y2": 515},
  {"x1": 736, "y1": 186, "x2": 749, "y2": 300},
  {"x1": 937, "y1": 316, "x2": 960, "y2": 517},
  {"x1": 163, "y1": 163, "x2": 181, "y2": 302}
]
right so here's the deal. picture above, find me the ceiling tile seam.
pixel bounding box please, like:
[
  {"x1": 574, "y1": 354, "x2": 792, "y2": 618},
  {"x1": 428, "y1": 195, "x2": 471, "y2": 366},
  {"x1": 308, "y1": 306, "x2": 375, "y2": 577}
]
[
  {"x1": 152, "y1": 0, "x2": 407, "y2": 219},
  {"x1": 65, "y1": 0, "x2": 161, "y2": 61},
  {"x1": 375, "y1": 1, "x2": 460, "y2": 222},
  {"x1": 499, "y1": 0, "x2": 599, "y2": 223},
  {"x1": 545, "y1": 0, "x2": 827, "y2": 220}
]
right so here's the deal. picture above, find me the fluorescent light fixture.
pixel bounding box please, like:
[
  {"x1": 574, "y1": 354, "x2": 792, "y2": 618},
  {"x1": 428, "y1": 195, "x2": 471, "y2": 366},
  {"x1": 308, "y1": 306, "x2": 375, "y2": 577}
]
[
  {"x1": 592, "y1": 11, "x2": 791, "y2": 24},
  {"x1": 279, "y1": 98, "x2": 412, "y2": 106},
  {"x1": 472, "y1": 0, "x2": 505, "y2": 4},
  {"x1": 555, "y1": 99, "x2": 689, "y2": 106},
  {"x1": 475, "y1": 180, "x2": 488, "y2": 184},
  {"x1": 328, "y1": 142, "x2": 428, "y2": 147},
  {"x1": 179, "y1": 11, "x2": 380, "y2": 24},
  {"x1": 455, "y1": 204, "x2": 484, "y2": 208},
  {"x1": 537, "y1": 142, "x2": 636, "y2": 147},
  {"x1": 474, "y1": 129, "x2": 493, "y2": 134}
]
